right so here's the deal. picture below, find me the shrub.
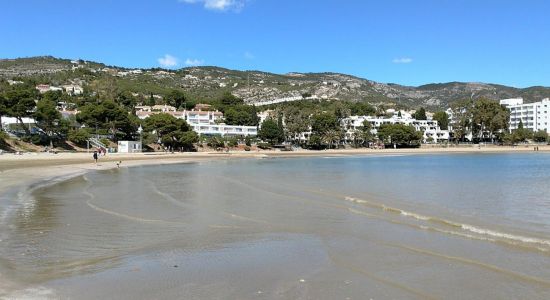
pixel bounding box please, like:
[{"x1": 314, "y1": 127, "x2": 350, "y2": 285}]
[
  {"x1": 244, "y1": 146, "x2": 251, "y2": 151},
  {"x1": 0, "y1": 130, "x2": 9, "y2": 149},
  {"x1": 226, "y1": 136, "x2": 238, "y2": 147},
  {"x1": 0, "y1": 130, "x2": 8, "y2": 140},
  {"x1": 100, "y1": 138, "x2": 111, "y2": 147},
  {"x1": 533, "y1": 130, "x2": 549, "y2": 143},
  {"x1": 68, "y1": 129, "x2": 91, "y2": 146},
  {"x1": 33, "y1": 134, "x2": 47, "y2": 145},
  {"x1": 21, "y1": 134, "x2": 49, "y2": 146},
  {"x1": 206, "y1": 136, "x2": 224, "y2": 148},
  {"x1": 179, "y1": 131, "x2": 199, "y2": 151},
  {"x1": 306, "y1": 134, "x2": 324, "y2": 150},
  {"x1": 257, "y1": 142, "x2": 271, "y2": 150}
]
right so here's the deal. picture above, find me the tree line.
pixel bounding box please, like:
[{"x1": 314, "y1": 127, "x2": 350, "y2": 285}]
[
  {"x1": 258, "y1": 106, "x2": 423, "y2": 149},
  {"x1": 257, "y1": 97, "x2": 549, "y2": 148},
  {"x1": 2, "y1": 80, "x2": 548, "y2": 151},
  {"x1": 0, "y1": 81, "x2": 259, "y2": 151}
]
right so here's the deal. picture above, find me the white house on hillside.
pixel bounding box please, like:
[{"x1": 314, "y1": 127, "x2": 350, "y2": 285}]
[
  {"x1": 35, "y1": 84, "x2": 63, "y2": 94},
  {"x1": 62, "y1": 84, "x2": 83, "y2": 95}
]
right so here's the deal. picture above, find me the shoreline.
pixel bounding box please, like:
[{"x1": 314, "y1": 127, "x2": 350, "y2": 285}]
[{"x1": 1, "y1": 145, "x2": 549, "y2": 196}]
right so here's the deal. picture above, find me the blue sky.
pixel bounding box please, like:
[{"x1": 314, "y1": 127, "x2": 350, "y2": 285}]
[{"x1": 1, "y1": 0, "x2": 549, "y2": 87}]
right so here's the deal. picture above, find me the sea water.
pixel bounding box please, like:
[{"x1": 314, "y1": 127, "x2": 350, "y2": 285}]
[{"x1": 1, "y1": 153, "x2": 550, "y2": 299}]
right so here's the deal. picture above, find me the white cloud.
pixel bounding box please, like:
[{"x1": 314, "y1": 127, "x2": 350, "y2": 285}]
[
  {"x1": 179, "y1": 0, "x2": 245, "y2": 11},
  {"x1": 244, "y1": 51, "x2": 255, "y2": 59},
  {"x1": 158, "y1": 54, "x2": 179, "y2": 68},
  {"x1": 392, "y1": 57, "x2": 413, "y2": 64},
  {"x1": 185, "y1": 58, "x2": 205, "y2": 66}
]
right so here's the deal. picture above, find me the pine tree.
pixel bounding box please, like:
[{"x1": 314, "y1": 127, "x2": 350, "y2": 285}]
[
  {"x1": 146, "y1": 93, "x2": 156, "y2": 106},
  {"x1": 277, "y1": 113, "x2": 285, "y2": 143}
]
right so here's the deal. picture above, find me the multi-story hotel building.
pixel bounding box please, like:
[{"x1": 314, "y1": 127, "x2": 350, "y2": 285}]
[
  {"x1": 136, "y1": 105, "x2": 257, "y2": 137},
  {"x1": 341, "y1": 115, "x2": 450, "y2": 143},
  {"x1": 500, "y1": 98, "x2": 550, "y2": 133}
]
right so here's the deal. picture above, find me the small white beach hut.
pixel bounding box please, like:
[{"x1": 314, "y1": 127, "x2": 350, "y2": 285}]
[{"x1": 117, "y1": 141, "x2": 142, "y2": 153}]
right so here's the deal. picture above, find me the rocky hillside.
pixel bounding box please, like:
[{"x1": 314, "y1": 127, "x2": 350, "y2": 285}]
[{"x1": 1, "y1": 56, "x2": 549, "y2": 109}]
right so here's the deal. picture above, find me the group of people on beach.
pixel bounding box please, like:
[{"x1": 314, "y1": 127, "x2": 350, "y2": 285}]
[{"x1": 92, "y1": 148, "x2": 122, "y2": 168}]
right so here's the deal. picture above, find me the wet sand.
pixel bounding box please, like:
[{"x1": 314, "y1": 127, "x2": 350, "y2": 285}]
[{"x1": 1, "y1": 144, "x2": 548, "y2": 171}]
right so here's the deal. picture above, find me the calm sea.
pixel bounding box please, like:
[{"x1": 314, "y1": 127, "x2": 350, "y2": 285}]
[{"x1": 1, "y1": 153, "x2": 550, "y2": 299}]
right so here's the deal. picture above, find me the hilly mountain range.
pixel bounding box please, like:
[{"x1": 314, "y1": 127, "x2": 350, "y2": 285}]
[{"x1": 1, "y1": 56, "x2": 549, "y2": 109}]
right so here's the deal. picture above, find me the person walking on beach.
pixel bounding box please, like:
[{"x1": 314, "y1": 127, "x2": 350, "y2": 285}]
[{"x1": 93, "y1": 151, "x2": 98, "y2": 164}]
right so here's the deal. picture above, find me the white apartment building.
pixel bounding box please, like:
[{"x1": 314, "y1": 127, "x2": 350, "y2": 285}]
[
  {"x1": 190, "y1": 123, "x2": 257, "y2": 136},
  {"x1": 499, "y1": 98, "x2": 524, "y2": 107},
  {"x1": 136, "y1": 106, "x2": 257, "y2": 137},
  {"x1": 500, "y1": 98, "x2": 550, "y2": 133},
  {"x1": 183, "y1": 109, "x2": 257, "y2": 136},
  {"x1": 342, "y1": 115, "x2": 450, "y2": 143},
  {"x1": 285, "y1": 111, "x2": 449, "y2": 144}
]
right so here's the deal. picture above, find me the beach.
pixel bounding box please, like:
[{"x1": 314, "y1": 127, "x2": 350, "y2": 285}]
[
  {"x1": 0, "y1": 145, "x2": 547, "y2": 196},
  {"x1": 1, "y1": 147, "x2": 550, "y2": 299},
  {"x1": 0, "y1": 145, "x2": 545, "y2": 200},
  {"x1": 1, "y1": 144, "x2": 548, "y2": 173}
]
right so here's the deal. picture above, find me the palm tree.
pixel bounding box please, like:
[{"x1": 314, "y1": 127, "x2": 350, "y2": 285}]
[
  {"x1": 323, "y1": 129, "x2": 342, "y2": 149},
  {"x1": 352, "y1": 129, "x2": 364, "y2": 147}
]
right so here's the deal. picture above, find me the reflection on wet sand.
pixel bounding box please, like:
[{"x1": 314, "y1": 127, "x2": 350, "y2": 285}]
[{"x1": 2, "y1": 154, "x2": 550, "y2": 299}]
